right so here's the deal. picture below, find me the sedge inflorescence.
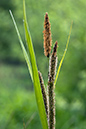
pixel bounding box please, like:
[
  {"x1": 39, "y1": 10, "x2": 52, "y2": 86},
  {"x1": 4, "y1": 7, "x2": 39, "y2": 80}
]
[{"x1": 39, "y1": 12, "x2": 58, "y2": 129}]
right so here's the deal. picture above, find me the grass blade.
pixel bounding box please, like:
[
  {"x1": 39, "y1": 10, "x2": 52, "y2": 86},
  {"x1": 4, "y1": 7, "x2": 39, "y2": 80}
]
[
  {"x1": 54, "y1": 21, "x2": 73, "y2": 86},
  {"x1": 9, "y1": 10, "x2": 33, "y2": 82},
  {"x1": 23, "y1": 0, "x2": 48, "y2": 129}
]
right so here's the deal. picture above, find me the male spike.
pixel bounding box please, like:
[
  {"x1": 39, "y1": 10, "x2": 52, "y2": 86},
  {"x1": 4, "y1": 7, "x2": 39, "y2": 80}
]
[{"x1": 43, "y1": 12, "x2": 52, "y2": 58}]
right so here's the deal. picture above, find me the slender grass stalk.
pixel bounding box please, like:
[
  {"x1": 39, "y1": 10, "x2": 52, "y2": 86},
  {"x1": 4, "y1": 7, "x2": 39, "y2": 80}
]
[
  {"x1": 23, "y1": 0, "x2": 48, "y2": 128},
  {"x1": 54, "y1": 21, "x2": 73, "y2": 86},
  {"x1": 9, "y1": 10, "x2": 33, "y2": 82}
]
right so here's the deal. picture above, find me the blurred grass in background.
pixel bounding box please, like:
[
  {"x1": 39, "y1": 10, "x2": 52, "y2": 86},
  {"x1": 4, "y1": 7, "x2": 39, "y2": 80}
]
[{"x1": 0, "y1": 0, "x2": 86, "y2": 129}]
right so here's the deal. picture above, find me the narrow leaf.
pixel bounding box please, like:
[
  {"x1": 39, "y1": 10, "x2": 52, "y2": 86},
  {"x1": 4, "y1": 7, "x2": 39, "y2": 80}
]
[
  {"x1": 9, "y1": 10, "x2": 33, "y2": 82},
  {"x1": 23, "y1": 0, "x2": 48, "y2": 129},
  {"x1": 54, "y1": 21, "x2": 73, "y2": 86}
]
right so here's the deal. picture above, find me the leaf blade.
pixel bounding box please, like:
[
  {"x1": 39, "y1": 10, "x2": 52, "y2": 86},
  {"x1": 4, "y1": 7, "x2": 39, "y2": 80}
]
[
  {"x1": 23, "y1": 0, "x2": 48, "y2": 129},
  {"x1": 9, "y1": 10, "x2": 33, "y2": 82},
  {"x1": 54, "y1": 21, "x2": 73, "y2": 86}
]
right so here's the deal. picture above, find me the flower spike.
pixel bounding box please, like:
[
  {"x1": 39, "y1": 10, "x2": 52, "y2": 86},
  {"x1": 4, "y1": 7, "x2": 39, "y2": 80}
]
[{"x1": 43, "y1": 12, "x2": 52, "y2": 58}]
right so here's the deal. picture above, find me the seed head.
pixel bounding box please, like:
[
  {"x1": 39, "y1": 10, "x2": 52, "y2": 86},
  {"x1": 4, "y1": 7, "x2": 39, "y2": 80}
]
[
  {"x1": 49, "y1": 41, "x2": 58, "y2": 83},
  {"x1": 43, "y1": 12, "x2": 52, "y2": 58},
  {"x1": 38, "y1": 71, "x2": 48, "y2": 117}
]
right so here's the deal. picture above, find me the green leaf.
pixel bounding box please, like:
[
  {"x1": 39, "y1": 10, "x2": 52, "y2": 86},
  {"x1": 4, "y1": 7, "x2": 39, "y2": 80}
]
[
  {"x1": 54, "y1": 21, "x2": 73, "y2": 86},
  {"x1": 23, "y1": 0, "x2": 48, "y2": 129},
  {"x1": 9, "y1": 10, "x2": 33, "y2": 81},
  {"x1": 9, "y1": 10, "x2": 33, "y2": 82}
]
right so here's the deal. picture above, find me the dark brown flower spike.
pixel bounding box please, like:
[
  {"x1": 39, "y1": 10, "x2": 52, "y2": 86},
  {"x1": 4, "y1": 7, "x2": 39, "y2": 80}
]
[
  {"x1": 43, "y1": 12, "x2": 52, "y2": 58},
  {"x1": 38, "y1": 71, "x2": 48, "y2": 117},
  {"x1": 52, "y1": 41, "x2": 58, "y2": 57},
  {"x1": 49, "y1": 41, "x2": 58, "y2": 82},
  {"x1": 48, "y1": 79, "x2": 55, "y2": 129},
  {"x1": 48, "y1": 41, "x2": 58, "y2": 129}
]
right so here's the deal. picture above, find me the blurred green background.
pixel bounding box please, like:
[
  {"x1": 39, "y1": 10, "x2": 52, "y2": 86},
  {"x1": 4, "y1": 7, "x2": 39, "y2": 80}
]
[{"x1": 0, "y1": 0, "x2": 86, "y2": 129}]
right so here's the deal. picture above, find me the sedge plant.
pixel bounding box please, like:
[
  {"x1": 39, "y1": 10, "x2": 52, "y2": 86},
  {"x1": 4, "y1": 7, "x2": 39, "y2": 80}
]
[{"x1": 9, "y1": 0, "x2": 72, "y2": 128}]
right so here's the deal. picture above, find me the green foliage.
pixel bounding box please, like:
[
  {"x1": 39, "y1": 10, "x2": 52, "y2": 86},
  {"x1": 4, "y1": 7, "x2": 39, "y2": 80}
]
[
  {"x1": 23, "y1": 0, "x2": 48, "y2": 128},
  {"x1": 9, "y1": 0, "x2": 48, "y2": 128},
  {"x1": 0, "y1": 86, "x2": 39, "y2": 129}
]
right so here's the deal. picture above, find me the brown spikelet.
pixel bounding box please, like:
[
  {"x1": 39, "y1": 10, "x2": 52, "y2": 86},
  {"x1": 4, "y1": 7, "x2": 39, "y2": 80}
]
[
  {"x1": 52, "y1": 41, "x2": 58, "y2": 57},
  {"x1": 38, "y1": 71, "x2": 48, "y2": 118},
  {"x1": 48, "y1": 41, "x2": 58, "y2": 129},
  {"x1": 43, "y1": 12, "x2": 52, "y2": 58},
  {"x1": 49, "y1": 41, "x2": 58, "y2": 82}
]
